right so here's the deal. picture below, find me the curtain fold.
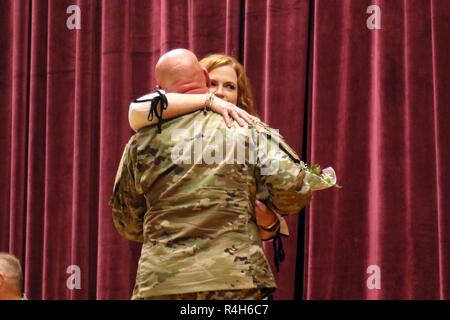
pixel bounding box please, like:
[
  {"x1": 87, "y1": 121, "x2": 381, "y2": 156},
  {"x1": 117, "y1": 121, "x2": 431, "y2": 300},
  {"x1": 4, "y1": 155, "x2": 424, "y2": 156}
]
[
  {"x1": 306, "y1": 0, "x2": 450, "y2": 299},
  {"x1": 1, "y1": 0, "x2": 30, "y2": 267}
]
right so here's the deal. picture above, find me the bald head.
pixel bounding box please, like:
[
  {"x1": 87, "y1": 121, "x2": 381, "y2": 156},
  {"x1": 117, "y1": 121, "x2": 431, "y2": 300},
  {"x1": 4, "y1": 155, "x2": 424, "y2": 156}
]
[
  {"x1": 155, "y1": 49, "x2": 209, "y2": 93},
  {"x1": 0, "y1": 253, "x2": 23, "y2": 299}
]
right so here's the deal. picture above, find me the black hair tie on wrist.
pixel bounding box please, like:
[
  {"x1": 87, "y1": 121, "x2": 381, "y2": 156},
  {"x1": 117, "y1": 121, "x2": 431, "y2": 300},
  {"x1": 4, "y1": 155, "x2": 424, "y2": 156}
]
[{"x1": 132, "y1": 90, "x2": 168, "y2": 133}]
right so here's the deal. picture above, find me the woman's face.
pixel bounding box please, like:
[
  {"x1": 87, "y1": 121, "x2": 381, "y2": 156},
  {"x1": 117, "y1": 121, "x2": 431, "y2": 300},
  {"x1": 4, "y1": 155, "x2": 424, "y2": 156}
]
[{"x1": 208, "y1": 65, "x2": 238, "y2": 105}]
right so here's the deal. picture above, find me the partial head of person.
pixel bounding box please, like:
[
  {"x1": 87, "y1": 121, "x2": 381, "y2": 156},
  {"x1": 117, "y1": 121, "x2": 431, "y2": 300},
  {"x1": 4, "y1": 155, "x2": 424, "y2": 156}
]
[
  {"x1": 0, "y1": 253, "x2": 25, "y2": 300},
  {"x1": 200, "y1": 54, "x2": 256, "y2": 116},
  {"x1": 155, "y1": 48, "x2": 210, "y2": 94}
]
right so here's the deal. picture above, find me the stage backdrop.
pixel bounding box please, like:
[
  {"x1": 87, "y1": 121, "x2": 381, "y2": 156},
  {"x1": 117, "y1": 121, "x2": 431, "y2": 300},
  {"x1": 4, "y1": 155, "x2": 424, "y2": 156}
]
[{"x1": 0, "y1": 0, "x2": 449, "y2": 300}]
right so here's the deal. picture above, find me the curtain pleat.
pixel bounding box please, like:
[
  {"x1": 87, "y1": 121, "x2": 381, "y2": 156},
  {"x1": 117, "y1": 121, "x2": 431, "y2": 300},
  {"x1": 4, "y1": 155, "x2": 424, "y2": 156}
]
[{"x1": 306, "y1": 0, "x2": 450, "y2": 299}]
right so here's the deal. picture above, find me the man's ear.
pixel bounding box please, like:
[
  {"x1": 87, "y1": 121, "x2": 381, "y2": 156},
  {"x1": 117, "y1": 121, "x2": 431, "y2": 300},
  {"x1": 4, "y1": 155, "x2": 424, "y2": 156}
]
[{"x1": 202, "y1": 68, "x2": 211, "y2": 88}]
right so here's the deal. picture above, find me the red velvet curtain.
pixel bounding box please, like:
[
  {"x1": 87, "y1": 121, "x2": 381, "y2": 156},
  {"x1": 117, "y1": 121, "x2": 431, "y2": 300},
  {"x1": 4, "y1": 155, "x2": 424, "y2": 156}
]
[
  {"x1": 1, "y1": 0, "x2": 449, "y2": 300},
  {"x1": 305, "y1": 0, "x2": 450, "y2": 299}
]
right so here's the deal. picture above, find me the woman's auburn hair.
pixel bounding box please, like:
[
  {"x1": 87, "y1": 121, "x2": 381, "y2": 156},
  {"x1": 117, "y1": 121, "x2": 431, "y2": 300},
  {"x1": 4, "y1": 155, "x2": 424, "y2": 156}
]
[{"x1": 199, "y1": 54, "x2": 257, "y2": 116}]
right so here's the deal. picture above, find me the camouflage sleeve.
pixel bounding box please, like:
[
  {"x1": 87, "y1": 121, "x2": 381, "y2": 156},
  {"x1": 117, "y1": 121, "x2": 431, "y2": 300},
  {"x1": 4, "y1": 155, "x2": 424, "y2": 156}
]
[
  {"x1": 109, "y1": 141, "x2": 146, "y2": 242},
  {"x1": 255, "y1": 122, "x2": 312, "y2": 213}
]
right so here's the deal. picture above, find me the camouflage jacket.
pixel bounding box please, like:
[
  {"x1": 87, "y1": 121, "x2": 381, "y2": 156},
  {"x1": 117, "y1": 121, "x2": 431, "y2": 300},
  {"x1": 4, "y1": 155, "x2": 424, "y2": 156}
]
[{"x1": 110, "y1": 110, "x2": 311, "y2": 298}]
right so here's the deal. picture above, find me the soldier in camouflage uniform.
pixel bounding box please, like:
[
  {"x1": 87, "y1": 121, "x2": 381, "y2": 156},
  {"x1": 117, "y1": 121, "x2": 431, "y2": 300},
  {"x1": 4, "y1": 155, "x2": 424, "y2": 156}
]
[{"x1": 110, "y1": 49, "x2": 311, "y2": 300}]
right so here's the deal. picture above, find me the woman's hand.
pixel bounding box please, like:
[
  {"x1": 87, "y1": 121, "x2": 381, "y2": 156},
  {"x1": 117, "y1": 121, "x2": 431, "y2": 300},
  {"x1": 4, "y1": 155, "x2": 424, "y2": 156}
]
[
  {"x1": 255, "y1": 200, "x2": 279, "y2": 241},
  {"x1": 210, "y1": 96, "x2": 255, "y2": 128}
]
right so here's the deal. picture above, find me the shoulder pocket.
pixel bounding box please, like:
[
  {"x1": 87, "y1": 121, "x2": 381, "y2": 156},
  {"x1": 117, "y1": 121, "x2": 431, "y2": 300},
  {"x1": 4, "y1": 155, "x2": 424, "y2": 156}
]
[{"x1": 256, "y1": 121, "x2": 301, "y2": 163}]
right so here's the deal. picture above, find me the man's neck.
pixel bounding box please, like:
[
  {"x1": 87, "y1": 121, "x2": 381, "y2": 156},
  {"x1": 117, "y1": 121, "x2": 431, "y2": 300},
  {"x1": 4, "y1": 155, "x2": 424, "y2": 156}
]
[
  {"x1": 169, "y1": 82, "x2": 208, "y2": 94},
  {"x1": 184, "y1": 87, "x2": 209, "y2": 94}
]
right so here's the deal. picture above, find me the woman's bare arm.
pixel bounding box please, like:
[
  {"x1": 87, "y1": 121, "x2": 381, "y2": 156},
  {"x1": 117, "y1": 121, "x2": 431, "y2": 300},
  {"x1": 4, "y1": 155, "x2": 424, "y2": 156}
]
[{"x1": 129, "y1": 93, "x2": 254, "y2": 132}]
